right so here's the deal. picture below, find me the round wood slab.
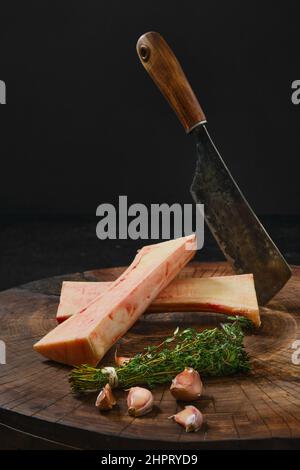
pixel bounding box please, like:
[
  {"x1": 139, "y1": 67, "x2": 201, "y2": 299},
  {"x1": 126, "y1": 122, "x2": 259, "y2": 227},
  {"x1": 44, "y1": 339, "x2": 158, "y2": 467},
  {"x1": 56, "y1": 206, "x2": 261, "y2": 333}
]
[{"x1": 1, "y1": 262, "x2": 300, "y2": 450}]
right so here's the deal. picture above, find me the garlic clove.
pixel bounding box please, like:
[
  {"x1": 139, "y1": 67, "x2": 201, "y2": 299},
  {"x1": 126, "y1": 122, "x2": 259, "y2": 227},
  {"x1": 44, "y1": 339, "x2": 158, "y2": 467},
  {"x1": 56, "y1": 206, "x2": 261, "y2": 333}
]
[
  {"x1": 95, "y1": 383, "x2": 117, "y2": 411},
  {"x1": 115, "y1": 350, "x2": 131, "y2": 367},
  {"x1": 127, "y1": 387, "x2": 154, "y2": 417},
  {"x1": 170, "y1": 367, "x2": 203, "y2": 401},
  {"x1": 169, "y1": 405, "x2": 203, "y2": 432}
]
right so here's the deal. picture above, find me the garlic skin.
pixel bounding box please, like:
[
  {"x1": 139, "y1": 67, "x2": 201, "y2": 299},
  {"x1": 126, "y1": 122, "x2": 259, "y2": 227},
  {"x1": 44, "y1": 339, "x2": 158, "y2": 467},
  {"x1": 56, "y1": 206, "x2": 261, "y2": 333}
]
[
  {"x1": 127, "y1": 387, "x2": 154, "y2": 417},
  {"x1": 170, "y1": 368, "x2": 203, "y2": 401},
  {"x1": 95, "y1": 383, "x2": 117, "y2": 411},
  {"x1": 170, "y1": 406, "x2": 203, "y2": 432},
  {"x1": 115, "y1": 351, "x2": 131, "y2": 367}
]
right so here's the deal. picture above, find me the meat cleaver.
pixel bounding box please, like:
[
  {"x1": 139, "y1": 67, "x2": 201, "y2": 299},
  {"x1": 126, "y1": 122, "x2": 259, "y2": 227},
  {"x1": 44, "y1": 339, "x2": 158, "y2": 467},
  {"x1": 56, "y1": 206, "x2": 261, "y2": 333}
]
[{"x1": 136, "y1": 31, "x2": 291, "y2": 305}]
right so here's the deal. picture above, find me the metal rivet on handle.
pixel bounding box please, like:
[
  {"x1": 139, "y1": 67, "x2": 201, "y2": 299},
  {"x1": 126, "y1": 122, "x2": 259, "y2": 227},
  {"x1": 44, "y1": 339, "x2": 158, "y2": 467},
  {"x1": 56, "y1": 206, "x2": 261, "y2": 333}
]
[{"x1": 139, "y1": 44, "x2": 150, "y2": 62}]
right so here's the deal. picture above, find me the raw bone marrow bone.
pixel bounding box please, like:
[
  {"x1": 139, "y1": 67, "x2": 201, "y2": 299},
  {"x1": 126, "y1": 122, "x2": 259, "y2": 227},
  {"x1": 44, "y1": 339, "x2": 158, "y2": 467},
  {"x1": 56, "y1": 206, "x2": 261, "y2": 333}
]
[
  {"x1": 153, "y1": 274, "x2": 260, "y2": 326},
  {"x1": 57, "y1": 274, "x2": 260, "y2": 327},
  {"x1": 34, "y1": 235, "x2": 196, "y2": 366}
]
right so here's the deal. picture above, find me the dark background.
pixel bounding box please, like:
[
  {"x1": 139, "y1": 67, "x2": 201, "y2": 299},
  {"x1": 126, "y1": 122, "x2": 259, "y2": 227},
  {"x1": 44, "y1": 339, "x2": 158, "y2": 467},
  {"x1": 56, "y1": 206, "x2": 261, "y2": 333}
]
[
  {"x1": 1, "y1": 0, "x2": 299, "y2": 215},
  {"x1": 0, "y1": 1, "x2": 300, "y2": 290}
]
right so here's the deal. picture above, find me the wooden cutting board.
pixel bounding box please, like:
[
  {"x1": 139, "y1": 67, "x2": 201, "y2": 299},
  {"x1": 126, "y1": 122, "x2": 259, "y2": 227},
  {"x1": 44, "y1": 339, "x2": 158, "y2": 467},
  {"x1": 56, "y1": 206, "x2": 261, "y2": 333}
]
[{"x1": 0, "y1": 261, "x2": 300, "y2": 450}]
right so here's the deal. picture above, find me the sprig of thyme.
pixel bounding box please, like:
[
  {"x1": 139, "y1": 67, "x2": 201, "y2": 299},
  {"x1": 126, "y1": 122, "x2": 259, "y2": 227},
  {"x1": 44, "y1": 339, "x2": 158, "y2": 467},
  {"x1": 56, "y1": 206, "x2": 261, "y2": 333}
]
[{"x1": 70, "y1": 316, "x2": 252, "y2": 393}]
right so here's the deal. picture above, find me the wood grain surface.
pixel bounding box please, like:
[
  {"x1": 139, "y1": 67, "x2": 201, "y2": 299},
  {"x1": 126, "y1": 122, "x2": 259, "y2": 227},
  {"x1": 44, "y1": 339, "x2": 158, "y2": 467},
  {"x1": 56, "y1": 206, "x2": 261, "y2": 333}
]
[{"x1": 0, "y1": 262, "x2": 300, "y2": 450}]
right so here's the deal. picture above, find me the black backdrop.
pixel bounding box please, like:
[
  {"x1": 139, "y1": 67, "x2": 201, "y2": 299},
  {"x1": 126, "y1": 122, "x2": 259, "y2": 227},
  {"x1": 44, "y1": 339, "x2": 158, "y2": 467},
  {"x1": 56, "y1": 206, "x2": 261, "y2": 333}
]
[{"x1": 1, "y1": 0, "x2": 299, "y2": 215}]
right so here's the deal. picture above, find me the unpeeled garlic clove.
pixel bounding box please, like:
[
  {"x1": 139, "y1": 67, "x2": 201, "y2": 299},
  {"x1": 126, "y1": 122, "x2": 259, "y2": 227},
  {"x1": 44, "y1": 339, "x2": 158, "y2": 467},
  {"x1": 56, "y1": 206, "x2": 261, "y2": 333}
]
[
  {"x1": 95, "y1": 383, "x2": 117, "y2": 411},
  {"x1": 127, "y1": 387, "x2": 154, "y2": 417},
  {"x1": 170, "y1": 367, "x2": 203, "y2": 401},
  {"x1": 169, "y1": 405, "x2": 203, "y2": 432},
  {"x1": 115, "y1": 350, "x2": 131, "y2": 367}
]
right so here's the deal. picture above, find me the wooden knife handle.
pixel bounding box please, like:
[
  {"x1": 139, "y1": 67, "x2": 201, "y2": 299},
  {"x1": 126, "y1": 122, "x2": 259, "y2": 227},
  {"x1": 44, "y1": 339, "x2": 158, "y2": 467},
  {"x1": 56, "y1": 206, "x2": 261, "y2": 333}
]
[{"x1": 136, "y1": 32, "x2": 206, "y2": 133}]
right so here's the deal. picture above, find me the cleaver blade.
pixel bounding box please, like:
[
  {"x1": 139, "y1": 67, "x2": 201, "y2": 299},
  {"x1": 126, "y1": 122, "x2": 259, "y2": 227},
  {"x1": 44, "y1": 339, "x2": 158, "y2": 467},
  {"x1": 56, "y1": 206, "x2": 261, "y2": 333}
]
[{"x1": 136, "y1": 31, "x2": 291, "y2": 304}]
